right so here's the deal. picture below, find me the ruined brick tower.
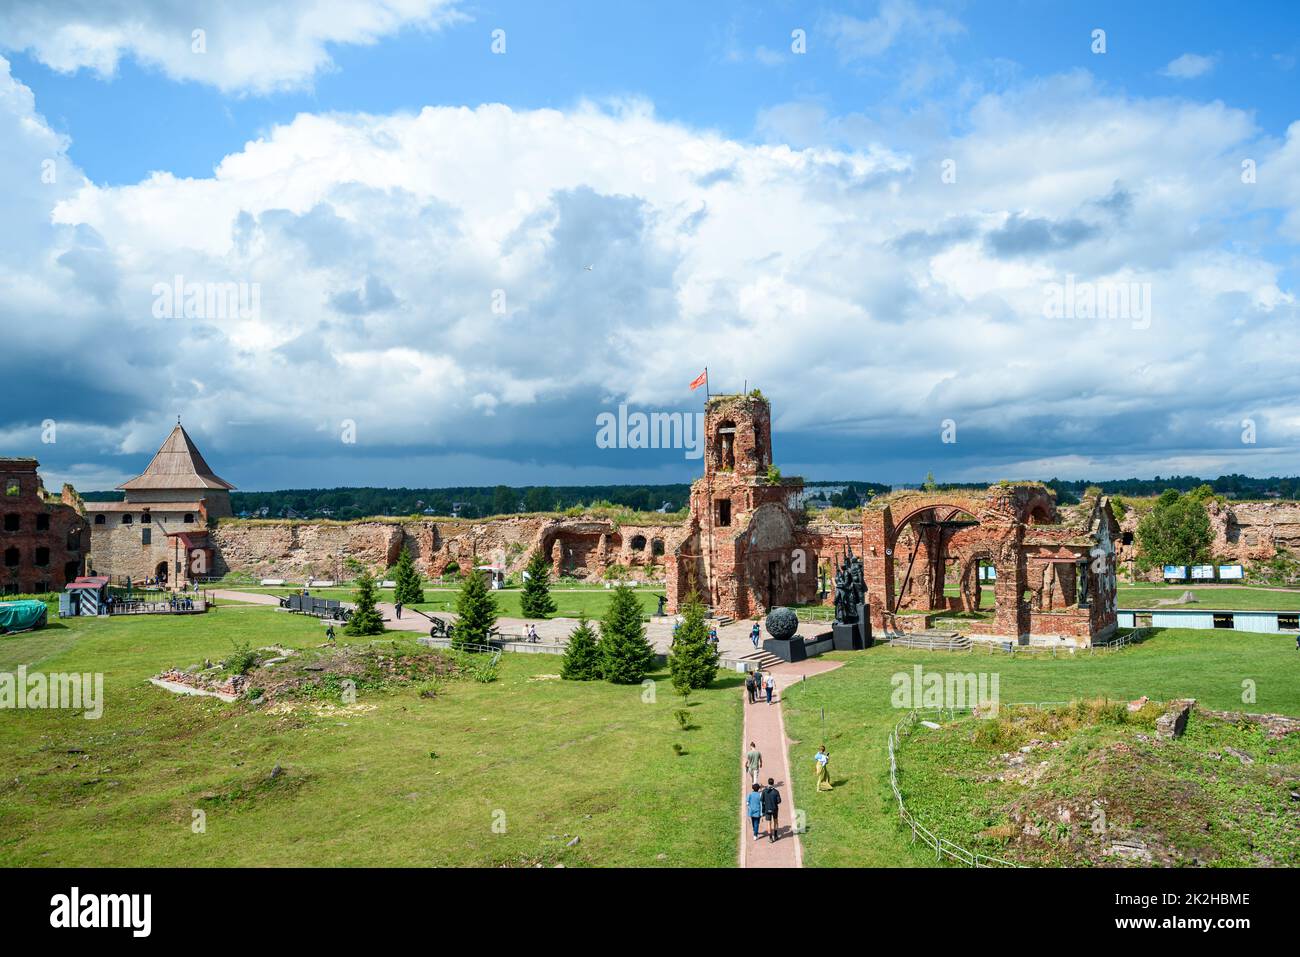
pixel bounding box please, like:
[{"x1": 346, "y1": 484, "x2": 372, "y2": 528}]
[
  {"x1": 0, "y1": 459, "x2": 88, "y2": 594},
  {"x1": 666, "y1": 393, "x2": 811, "y2": 619}
]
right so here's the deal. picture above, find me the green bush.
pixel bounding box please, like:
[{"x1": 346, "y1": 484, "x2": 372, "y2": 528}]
[
  {"x1": 223, "y1": 641, "x2": 260, "y2": 676},
  {"x1": 1136, "y1": 488, "x2": 1213, "y2": 570}
]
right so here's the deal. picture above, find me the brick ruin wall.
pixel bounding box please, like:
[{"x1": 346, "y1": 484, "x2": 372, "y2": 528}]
[
  {"x1": 0, "y1": 465, "x2": 89, "y2": 594},
  {"x1": 106, "y1": 498, "x2": 1300, "y2": 586},
  {"x1": 207, "y1": 515, "x2": 686, "y2": 582}
]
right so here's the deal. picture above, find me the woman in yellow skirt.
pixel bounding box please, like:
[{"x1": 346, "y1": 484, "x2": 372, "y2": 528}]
[{"x1": 814, "y1": 745, "x2": 832, "y2": 791}]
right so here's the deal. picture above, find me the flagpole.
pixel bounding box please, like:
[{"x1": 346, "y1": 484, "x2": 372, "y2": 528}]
[{"x1": 704, "y1": 366, "x2": 709, "y2": 403}]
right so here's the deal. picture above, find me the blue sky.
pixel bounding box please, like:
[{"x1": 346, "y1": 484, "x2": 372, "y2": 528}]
[
  {"x1": 18, "y1": 1, "x2": 1300, "y2": 186},
  {"x1": 1, "y1": 0, "x2": 1298, "y2": 491}
]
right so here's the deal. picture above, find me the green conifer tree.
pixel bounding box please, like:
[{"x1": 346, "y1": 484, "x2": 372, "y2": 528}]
[
  {"x1": 519, "y1": 549, "x2": 558, "y2": 619},
  {"x1": 599, "y1": 583, "x2": 656, "y2": 684},
  {"x1": 453, "y1": 568, "x2": 499, "y2": 649},
  {"x1": 344, "y1": 571, "x2": 385, "y2": 636},
  {"x1": 560, "y1": 614, "x2": 602, "y2": 680},
  {"x1": 669, "y1": 590, "x2": 719, "y2": 695},
  {"x1": 392, "y1": 547, "x2": 425, "y2": 605}
]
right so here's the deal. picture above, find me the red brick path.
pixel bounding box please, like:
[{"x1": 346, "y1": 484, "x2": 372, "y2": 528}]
[{"x1": 739, "y1": 659, "x2": 843, "y2": 868}]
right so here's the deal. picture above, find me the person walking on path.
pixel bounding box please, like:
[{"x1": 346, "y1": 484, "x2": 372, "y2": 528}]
[
  {"x1": 761, "y1": 777, "x2": 782, "y2": 842},
  {"x1": 745, "y1": 742, "x2": 763, "y2": 785},
  {"x1": 745, "y1": 671, "x2": 757, "y2": 704},
  {"x1": 764, "y1": 671, "x2": 775, "y2": 705},
  {"x1": 814, "y1": 745, "x2": 833, "y2": 791},
  {"x1": 751, "y1": 622, "x2": 761, "y2": 648},
  {"x1": 394, "y1": 600, "x2": 403, "y2": 620},
  {"x1": 746, "y1": 783, "x2": 764, "y2": 840}
]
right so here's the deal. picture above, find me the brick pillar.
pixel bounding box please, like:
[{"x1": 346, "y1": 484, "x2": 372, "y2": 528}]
[
  {"x1": 863, "y1": 507, "x2": 893, "y2": 631},
  {"x1": 992, "y1": 538, "x2": 1024, "y2": 638}
]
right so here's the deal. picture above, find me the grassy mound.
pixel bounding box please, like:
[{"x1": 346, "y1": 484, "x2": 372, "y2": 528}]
[
  {"x1": 240, "y1": 639, "x2": 493, "y2": 703},
  {"x1": 899, "y1": 700, "x2": 1300, "y2": 867}
]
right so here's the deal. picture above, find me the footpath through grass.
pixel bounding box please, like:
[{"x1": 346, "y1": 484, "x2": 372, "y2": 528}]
[
  {"x1": 0, "y1": 607, "x2": 739, "y2": 867},
  {"x1": 782, "y1": 628, "x2": 1300, "y2": 867}
]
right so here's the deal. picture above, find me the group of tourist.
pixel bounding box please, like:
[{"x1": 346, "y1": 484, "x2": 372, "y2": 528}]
[
  {"x1": 741, "y1": 741, "x2": 833, "y2": 843},
  {"x1": 168, "y1": 594, "x2": 196, "y2": 612},
  {"x1": 745, "y1": 669, "x2": 775, "y2": 704},
  {"x1": 745, "y1": 777, "x2": 783, "y2": 842}
]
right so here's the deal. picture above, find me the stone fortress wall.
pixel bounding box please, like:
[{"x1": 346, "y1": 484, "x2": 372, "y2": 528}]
[
  {"x1": 208, "y1": 514, "x2": 689, "y2": 582},
  {"x1": 1115, "y1": 499, "x2": 1300, "y2": 573}
]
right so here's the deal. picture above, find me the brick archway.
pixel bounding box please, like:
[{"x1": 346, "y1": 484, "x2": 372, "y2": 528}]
[
  {"x1": 862, "y1": 491, "x2": 1027, "y2": 638},
  {"x1": 882, "y1": 503, "x2": 982, "y2": 620}
]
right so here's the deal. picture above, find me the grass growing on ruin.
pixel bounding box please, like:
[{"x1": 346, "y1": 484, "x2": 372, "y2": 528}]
[
  {"x1": 896, "y1": 703, "x2": 1299, "y2": 867},
  {"x1": 0, "y1": 607, "x2": 741, "y2": 867},
  {"x1": 782, "y1": 628, "x2": 1300, "y2": 867}
]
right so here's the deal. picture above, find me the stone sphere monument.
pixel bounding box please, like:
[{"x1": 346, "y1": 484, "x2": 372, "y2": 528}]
[{"x1": 765, "y1": 606, "x2": 799, "y2": 641}]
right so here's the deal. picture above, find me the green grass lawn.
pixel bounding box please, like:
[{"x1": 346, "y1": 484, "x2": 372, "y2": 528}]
[
  {"x1": 782, "y1": 628, "x2": 1300, "y2": 867},
  {"x1": 1114, "y1": 585, "x2": 1300, "y2": 610},
  {"x1": 0, "y1": 607, "x2": 739, "y2": 867},
  {"x1": 219, "y1": 585, "x2": 665, "y2": 620}
]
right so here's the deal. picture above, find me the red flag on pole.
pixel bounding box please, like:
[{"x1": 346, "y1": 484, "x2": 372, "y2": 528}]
[{"x1": 689, "y1": 369, "x2": 708, "y2": 391}]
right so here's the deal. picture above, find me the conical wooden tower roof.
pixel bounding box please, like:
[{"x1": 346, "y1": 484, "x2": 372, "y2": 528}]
[{"x1": 117, "y1": 424, "x2": 236, "y2": 492}]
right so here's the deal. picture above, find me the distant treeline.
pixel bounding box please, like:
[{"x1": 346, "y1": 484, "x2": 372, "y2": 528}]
[
  {"x1": 924, "y1": 474, "x2": 1300, "y2": 505},
  {"x1": 232, "y1": 484, "x2": 693, "y2": 519},
  {"x1": 77, "y1": 474, "x2": 1300, "y2": 520}
]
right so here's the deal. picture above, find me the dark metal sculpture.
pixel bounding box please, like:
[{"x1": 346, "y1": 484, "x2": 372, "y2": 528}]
[{"x1": 833, "y1": 543, "x2": 867, "y2": 624}]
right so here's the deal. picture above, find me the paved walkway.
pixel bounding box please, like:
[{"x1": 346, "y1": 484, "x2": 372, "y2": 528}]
[{"x1": 739, "y1": 658, "x2": 843, "y2": 868}]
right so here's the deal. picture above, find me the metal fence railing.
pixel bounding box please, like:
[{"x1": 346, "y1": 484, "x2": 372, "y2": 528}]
[
  {"x1": 419, "y1": 636, "x2": 503, "y2": 666},
  {"x1": 887, "y1": 708, "x2": 1021, "y2": 868},
  {"x1": 793, "y1": 605, "x2": 836, "y2": 622},
  {"x1": 880, "y1": 627, "x2": 1150, "y2": 657}
]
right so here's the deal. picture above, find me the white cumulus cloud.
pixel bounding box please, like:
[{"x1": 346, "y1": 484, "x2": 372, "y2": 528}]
[{"x1": 0, "y1": 0, "x2": 466, "y2": 94}]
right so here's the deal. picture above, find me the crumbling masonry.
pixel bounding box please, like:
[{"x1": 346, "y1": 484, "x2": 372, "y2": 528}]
[{"x1": 667, "y1": 394, "x2": 1119, "y2": 646}]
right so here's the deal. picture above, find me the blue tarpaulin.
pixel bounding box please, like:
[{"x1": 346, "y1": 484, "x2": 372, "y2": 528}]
[{"x1": 0, "y1": 600, "x2": 48, "y2": 634}]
